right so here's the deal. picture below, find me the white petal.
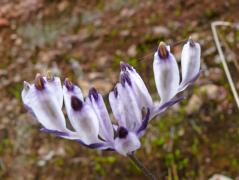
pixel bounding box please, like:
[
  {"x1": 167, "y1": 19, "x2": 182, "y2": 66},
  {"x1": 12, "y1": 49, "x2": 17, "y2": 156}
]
[
  {"x1": 153, "y1": 47, "x2": 180, "y2": 103},
  {"x1": 87, "y1": 88, "x2": 114, "y2": 142},
  {"x1": 63, "y1": 79, "x2": 84, "y2": 129},
  {"x1": 117, "y1": 82, "x2": 142, "y2": 131},
  {"x1": 179, "y1": 39, "x2": 201, "y2": 91},
  {"x1": 121, "y1": 62, "x2": 153, "y2": 109},
  {"x1": 22, "y1": 78, "x2": 66, "y2": 131},
  {"x1": 114, "y1": 131, "x2": 141, "y2": 156},
  {"x1": 44, "y1": 76, "x2": 63, "y2": 107},
  {"x1": 63, "y1": 82, "x2": 100, "y2": 144},
  {"x1": 66, "y1": 96, "x2": 100, "y2": 144},
  {"x1": 41, "y1": 128, "x2": 109, "y2": 149},
  {"x1": 109, "y1": 86, "x2": 127, "y2": 127}
]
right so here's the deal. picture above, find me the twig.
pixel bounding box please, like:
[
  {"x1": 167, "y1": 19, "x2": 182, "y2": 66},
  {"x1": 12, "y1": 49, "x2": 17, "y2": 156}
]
[
  {"x1": 218, "y1": 31, "x2": 239, "y2": 72},
  {"x1": 211, "y1": 21, "x2": 239, "y2": 110},
  {"x1": 127, "y1": 153, "x2": 157, "y2": 180}
]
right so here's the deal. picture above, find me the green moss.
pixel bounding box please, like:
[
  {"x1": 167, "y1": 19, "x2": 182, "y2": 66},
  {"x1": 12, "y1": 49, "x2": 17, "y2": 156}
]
[
  {"x1": 165, "y1": 153, "x2": 174, "y2": 166},
  {"x1": 95, "y1": 163, "x2": 106, "y2": 176},
  {"x1": 0, "y1": 138, "x2": 11, "y2": 155},
  {"x1": 191, "y1": 138, "x2": 199, "y2": 155},
  {"x1": 54, "y1": 157, "x2": 64, "y2": 167},
  {"x1": 8, "y1": 82, "x2": 23, "y2": 99}
]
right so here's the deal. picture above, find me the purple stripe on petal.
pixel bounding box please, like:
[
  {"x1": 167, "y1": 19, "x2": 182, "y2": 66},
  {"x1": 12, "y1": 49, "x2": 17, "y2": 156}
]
[
  {"x1": 89, "y1": 87, "x2": 99, "y2": 101},
  {"x1": 24, "y1": 104, "x2": 36, "y2": 118},
  {"x1": 40, "y1": 128, "x2": 112, "y2": 150},
  {"x1": 75, "y1": 139, "x2": 106, "y2": 149},
  {"x1": 103, "y1": 148, "x2": 115, "y2": 151},
  {"x1": 178, "y1": 70, "x2": 202, "y2": 92},
  {"x1": 136, "y1": 108, "x2": 150, "y2": 135},
  {"x1": 114, "y1": 87, "x2": 118, "y2": 97},
  {"x1": 185, "y1": 69, "x2": 202, "y2": 85},
  {"x1": 40, "y1": 128, "x2": 69, "y2": 137},
  {"x1": 158, "y1": 96, "x2": 185, "y2": 111},
  {"x1": 120, "y1": 73, "x2": 132, "y2": 87}
]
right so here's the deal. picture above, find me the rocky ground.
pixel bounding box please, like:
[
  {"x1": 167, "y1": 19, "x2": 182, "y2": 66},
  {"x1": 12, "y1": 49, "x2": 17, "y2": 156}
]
[{"x1": 0, "y1": 0, "x2": 239, "y2": 179}]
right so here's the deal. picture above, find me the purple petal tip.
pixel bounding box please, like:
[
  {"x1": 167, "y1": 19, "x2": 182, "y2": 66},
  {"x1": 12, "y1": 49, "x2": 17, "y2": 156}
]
[
  {"x1": 64, "y1": 78, "x2": 74, "y2": 91},
  {"x1": 89, "y1": 87, "x2": 99, "y2": 101},
  {"x1": 120, "y1": 61, "x2": 133, "y2": 71},
  {"x1": 188, "y1": 37, "x2": 195, "y2": 47}
]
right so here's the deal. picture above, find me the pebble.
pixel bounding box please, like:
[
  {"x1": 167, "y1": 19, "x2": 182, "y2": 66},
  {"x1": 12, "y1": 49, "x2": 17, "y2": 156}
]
[
  {"x1": 186, "y1": 94, "x2": 203, "y2": 115},
  {"x1": 127, "y1": 44, "x2": 137, "y2": 57},
  {"x1": 209, "y1": 174, "x2": 232, "y2": 180}
]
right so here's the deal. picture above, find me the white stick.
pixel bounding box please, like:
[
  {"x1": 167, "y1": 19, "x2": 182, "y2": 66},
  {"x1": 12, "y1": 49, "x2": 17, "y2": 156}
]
[{"x1": 211, "y1": 21, "x2": 239, "y2": 110}]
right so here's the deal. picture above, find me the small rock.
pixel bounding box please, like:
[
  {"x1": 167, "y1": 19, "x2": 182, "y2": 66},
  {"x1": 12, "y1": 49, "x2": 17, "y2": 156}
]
[
  {"x1": 204, "y1": 46, "x2": 216, "y2": 56},
  {"x1": 93, "y1": 79, "x2": 113, "y2": 95},
  {"x1": 88, "y1": 72, "x2": 104, "y2": 80},
  {"x1": 208, "y1": 68, "x2": 224, "y2": 82},
  {"x1": 0, "y1": 18, "x2": 9, "y2": 27},
  {"x1": 209, "y1": 174, "x2": 232, "y2": 180},
  {"x1": 186, "y1": 94, "x2": 203, "y2": 115},
  {"x1": 120, "y1": 8, "x2": 135, "y2": 17},
  {"x1": 152, "y1": 26, "x2": 170, "y2": 36},
  {"x1": 200, "y1": 84, "x2": 226, "y2": 101},
  {"x1": 98, "y1": 56, "x2": 109, "y2": 67},
  {"x1": 120, "y1": 30, "x2": 130, "y2": 37},
  {"x1": 127, "y1": 44, "x2": 137, "y2": 57},
  {"x1": 58, "y1": 0, "x2": 69, "y2": 12}
]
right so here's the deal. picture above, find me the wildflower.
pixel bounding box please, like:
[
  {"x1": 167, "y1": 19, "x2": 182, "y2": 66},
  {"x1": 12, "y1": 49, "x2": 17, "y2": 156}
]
[
  {"x1": 22, "y1": 38, "x2": 200, "y2": 156},
  {"x1": 153, "y1": 38, "x2": 201, "y2": 105}
]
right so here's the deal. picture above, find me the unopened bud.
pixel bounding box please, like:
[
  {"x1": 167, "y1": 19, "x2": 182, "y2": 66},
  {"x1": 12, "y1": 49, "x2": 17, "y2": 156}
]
[
  {"x1": 158, "y1": 42, "x2": 169, "y2": 59},
  {"x1": 34, "y1": 74, "x2": 45, "y2": 90}
]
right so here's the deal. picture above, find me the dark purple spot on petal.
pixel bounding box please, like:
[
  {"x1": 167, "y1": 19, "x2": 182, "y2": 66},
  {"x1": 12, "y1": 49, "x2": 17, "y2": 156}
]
[
  {"x1": 89, "y1": 87, "x2": 98, "y2": 101},
  {"x1": 117, "y1": 126, "x2": 128, "y2": 139},
  {"x1": 120, "y1": 73, "x2": 132, "y2": 87},
  {"x1": 157, "y1": 42, "x2": 169, "y2": 59},
  {"x1": 114, "y1": 87, "x2": 118, "y2": 97},
  {"x1": 71, "y1": 96, "x2": 83, "y2": 111},
  {"x1": 64, "y1": 78, "x2": 74, "y2": 91},
  {"x1": 34, "y1": 74, "x2": 45, "y2": 91}
]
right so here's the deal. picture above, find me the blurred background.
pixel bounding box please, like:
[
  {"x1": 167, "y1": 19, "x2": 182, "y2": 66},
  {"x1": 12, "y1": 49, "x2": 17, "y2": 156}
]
[{"x1": 0, "y1": 0, "x2": 239, "y2": 179}]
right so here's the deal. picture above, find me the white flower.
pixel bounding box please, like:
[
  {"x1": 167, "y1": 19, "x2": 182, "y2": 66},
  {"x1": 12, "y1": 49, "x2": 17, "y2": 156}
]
[{"x1": 22, "y1": 38, "x2": 201, "y2": 156}]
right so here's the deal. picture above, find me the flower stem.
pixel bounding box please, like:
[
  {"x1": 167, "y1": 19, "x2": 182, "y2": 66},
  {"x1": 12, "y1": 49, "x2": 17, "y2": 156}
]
[{"x1": 127, "y1": 153, "x2": 157, "y2": 180}]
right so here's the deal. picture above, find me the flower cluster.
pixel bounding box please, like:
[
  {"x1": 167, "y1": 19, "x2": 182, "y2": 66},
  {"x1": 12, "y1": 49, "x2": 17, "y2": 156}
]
[{"x1": 22, "y1": 38, "x2": 201, "y2": 156}]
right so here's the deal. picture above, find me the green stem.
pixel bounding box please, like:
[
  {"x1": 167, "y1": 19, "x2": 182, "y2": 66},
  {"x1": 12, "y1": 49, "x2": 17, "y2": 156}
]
[{"x1": 127, "y1": 153, "x2": 157, "y2": 180}]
